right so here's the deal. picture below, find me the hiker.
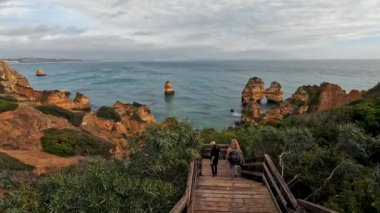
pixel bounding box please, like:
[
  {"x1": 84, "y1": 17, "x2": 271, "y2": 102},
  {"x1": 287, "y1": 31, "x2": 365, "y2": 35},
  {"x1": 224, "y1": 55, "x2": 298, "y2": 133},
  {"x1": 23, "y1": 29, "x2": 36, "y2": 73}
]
[
  {"x1": 210, "y1": 141, "x2": 220, "y2": 177},
  {"x1": 226, "y1": 139, "x2": 244, "y2": 178}
]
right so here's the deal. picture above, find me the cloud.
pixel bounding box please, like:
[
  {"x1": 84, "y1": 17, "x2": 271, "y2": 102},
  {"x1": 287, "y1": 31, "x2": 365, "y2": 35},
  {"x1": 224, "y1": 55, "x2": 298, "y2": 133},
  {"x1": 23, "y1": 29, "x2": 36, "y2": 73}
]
[{"x1": 1, "y1": 0, "x2": 380, "y2": 59}]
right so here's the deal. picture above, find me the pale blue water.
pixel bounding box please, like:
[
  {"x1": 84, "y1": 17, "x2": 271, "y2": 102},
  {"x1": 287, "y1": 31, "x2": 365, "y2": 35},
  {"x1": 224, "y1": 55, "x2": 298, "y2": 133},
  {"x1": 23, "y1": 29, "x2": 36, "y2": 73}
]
[{"x1": 11, "y1": 60, "x2": 380, "y2": 130}]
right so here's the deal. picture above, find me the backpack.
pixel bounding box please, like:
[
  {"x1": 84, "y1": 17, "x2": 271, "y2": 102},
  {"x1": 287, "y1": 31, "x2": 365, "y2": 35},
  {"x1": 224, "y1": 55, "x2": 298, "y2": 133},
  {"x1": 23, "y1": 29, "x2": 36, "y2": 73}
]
[{"x1": 228, "y1": 149, "x2": 241, "y2": 165}]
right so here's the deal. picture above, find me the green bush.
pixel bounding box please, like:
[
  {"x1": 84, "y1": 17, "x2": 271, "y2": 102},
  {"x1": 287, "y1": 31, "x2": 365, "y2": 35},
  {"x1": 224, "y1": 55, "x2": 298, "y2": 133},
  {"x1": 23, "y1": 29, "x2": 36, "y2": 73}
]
[
  {"x1": 0, "y1": 152, "x2": 34, "y2": 171},
  {"x1": 96, "y1": 106, "x2": 121, "y2": 121},
  {"x1": 35, "y1": 105, "x2": 84, "y2": 127},
  {"x1": 41, "y1": 128, "x2": 115, "y2": 157},
  {"x1": 128, "y1": 118, "x2": 201, "y2": 188},
  {"x1": 1, "y1": 120, "x2": 200, "y2": 212},
  {"x1": 302, "y1": 85, "x2": 322, "y2": 112},
  {"x1": 0, "y1": 97, "x2": 18, "y2": 113}
]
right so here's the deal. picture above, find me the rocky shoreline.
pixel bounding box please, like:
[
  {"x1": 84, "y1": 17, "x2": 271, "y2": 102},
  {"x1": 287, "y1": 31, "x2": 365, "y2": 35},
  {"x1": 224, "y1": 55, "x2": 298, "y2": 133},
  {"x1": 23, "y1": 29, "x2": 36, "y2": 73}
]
[
  {"x1": 0, "y1": 61, "x2": 156, "y2": 172},
  {"x1": 0, "y1": 60, "x2": 371, "y2": 173},
  {"x1": 240, "y1": 76, "x2": 364, "y2": 125}
]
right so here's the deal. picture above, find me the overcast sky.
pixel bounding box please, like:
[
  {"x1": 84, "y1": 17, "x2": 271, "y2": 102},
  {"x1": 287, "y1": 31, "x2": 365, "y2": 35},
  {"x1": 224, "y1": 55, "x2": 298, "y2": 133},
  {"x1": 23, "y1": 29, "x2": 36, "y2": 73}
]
[{"x1": 1, "y1": 0, "x2": 380, "y2": 60}]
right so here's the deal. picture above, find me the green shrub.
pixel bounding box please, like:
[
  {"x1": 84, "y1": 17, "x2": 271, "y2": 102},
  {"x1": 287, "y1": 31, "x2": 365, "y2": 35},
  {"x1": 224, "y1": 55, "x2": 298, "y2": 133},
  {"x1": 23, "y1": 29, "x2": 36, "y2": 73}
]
[
  {"x1": 0, "y1": 97, "x2": 18, "y2": 113},
  {"x1": 1, "y1": 120, "x2": 200, "y2": 213},
  {"x1": 365, "y1": 82, "x2": 380, "y2": 99},
  {"x1": 0, "y1": 96, "x2": 17, "y2": 102},
  {"x1": 301, "y1": 85, "x2": 322, "y2": 112},
  {"x1": 128, "y1": 119, "x2": 201, "y2": 188},
  {"x1": 0, "y1": 152, "x2": 34, "y2": 171},
  {"x1": 96, "y1": 106, "x2": 121, "y2": 121},
  {"x1": 41, "y1": 128, "x2": 115, "y2": 157},
  {"x1": 35, "y1": 105, "x2": 84, "y2": 127}
]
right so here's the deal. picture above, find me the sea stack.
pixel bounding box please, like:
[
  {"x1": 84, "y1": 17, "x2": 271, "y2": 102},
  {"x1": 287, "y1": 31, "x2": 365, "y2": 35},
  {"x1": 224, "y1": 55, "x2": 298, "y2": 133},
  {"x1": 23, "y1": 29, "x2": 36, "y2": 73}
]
[
  {"x1": 241, "y1": 77, "x2": 265, "y2": 105},
  {"x1": 36, "y1": 69, "x2": 46, "y2": 76},
  {"x1": 164, "y1": 80, "x2": 175, "y2": 95},
  {"x1": 265, "y1": 81, "x2": 284, "y2": 103}
]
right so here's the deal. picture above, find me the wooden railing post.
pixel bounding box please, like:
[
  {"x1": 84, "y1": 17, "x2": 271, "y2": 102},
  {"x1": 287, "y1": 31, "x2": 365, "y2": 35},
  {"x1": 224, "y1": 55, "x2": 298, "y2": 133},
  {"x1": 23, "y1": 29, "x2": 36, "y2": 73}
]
[{"x1": 240, "y1": 154, "x2": 338, "y2": 213}]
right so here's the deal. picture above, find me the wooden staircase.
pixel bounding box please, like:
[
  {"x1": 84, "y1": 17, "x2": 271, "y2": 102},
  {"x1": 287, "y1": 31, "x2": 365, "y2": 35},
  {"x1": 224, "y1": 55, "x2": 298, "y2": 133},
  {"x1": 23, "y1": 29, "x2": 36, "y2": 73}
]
[
  {"x1": 170, "y1": 144, "x2": 338, "y2": 213},
  {"x1": 193, "y1": 160, "x2": 278, "y2": 212}
]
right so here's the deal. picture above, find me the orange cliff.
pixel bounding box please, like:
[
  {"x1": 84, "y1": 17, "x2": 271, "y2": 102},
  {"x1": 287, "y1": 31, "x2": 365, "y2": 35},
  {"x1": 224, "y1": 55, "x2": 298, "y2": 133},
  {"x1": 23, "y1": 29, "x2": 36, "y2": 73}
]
[
  {"x1": 241, "y1": 77, "x2": 365, "y2": 124},
  {"x1": 0, "y1": 60, "x2": 157, "y2": 173}
]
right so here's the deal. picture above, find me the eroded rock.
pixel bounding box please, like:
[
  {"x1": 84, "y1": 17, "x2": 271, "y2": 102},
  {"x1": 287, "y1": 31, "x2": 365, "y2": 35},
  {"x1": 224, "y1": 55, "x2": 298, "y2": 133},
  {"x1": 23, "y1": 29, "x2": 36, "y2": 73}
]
[
  {"x1": 242, "y1": 77, "x2": 265, "y2": 105},
  {"x1": 164, "y1": 80, "x2": 175, "y2": 95},
  {"x1": 265, "y1": 81, "x2": 284, "y2": 103}
]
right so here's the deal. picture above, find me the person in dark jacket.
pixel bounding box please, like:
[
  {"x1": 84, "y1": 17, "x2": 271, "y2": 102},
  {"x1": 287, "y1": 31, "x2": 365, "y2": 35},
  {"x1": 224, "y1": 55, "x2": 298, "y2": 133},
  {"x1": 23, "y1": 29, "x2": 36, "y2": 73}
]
[{"x1": 210, "y1": 141, "x2": 220, "y2": 177}]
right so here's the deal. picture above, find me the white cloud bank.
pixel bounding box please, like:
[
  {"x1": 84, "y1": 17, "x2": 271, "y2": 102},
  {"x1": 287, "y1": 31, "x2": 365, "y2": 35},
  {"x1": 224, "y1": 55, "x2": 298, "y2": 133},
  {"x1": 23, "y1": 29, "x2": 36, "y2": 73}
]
[{"x1": 1, "y1": 0, "x2": 380, "y2": 60}]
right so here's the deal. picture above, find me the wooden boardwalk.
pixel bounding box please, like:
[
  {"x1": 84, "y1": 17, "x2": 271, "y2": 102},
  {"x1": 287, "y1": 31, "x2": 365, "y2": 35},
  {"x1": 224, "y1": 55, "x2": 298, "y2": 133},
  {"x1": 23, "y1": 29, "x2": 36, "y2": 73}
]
[{"x1": 192, "y1": 159, "x2": 278, "y2": 213}]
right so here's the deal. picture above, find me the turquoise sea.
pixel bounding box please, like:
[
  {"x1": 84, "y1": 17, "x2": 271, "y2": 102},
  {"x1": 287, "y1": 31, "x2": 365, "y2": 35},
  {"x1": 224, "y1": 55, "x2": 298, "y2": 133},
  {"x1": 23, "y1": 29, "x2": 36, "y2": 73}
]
[{"x1": 12, "y1": 60, "x2": 380, "y2": 130}]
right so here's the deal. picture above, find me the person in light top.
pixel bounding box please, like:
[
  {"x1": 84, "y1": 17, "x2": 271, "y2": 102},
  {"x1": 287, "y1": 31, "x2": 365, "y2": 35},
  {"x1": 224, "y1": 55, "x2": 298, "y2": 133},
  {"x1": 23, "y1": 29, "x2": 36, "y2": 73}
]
[{"x1": 226, "y1": 139, "x2": 244, "y2": 178}]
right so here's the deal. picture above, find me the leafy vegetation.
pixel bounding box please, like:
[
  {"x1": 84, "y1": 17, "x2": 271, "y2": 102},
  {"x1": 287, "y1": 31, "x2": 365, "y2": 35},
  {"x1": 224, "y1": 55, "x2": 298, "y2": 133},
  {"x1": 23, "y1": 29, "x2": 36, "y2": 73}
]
[
  {"x1": 0, "y1": 119, "x2": 201, "y2": 212},
  {"x1": 302, "y1": 85, "x2": 322, "y2": 112},
  {"x1": 96, "y1": 106, "x2": 121, "y2": 121},
  {"x1": 35, "y1": 105, "x2": 85, "y2": 127},
  {"x1": 41, "y1": 128, "x2": 115, "y2": 157},
  {"x1": 0, "y1": 152, "x2": 34, "y2": 171},
  {"x1": 0, "y1": 96, "x2": 18, "y2": 113}
]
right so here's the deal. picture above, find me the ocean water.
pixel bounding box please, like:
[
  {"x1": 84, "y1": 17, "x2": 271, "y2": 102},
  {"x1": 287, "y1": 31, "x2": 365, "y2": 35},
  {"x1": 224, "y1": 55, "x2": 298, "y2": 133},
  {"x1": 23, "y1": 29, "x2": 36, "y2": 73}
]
[{"x1": 12, "y1": 60, "x2": 380, "y2": 130}]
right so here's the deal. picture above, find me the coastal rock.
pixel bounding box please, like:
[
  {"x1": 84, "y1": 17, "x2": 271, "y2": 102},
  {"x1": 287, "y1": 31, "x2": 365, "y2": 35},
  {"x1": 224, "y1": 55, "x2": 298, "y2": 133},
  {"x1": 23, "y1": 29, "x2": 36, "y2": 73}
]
[
  {"x1": 0, "y1": 60, "x2": 31, "y2": 95},
  {"x1": 242, "y1": 77, "x2": 265, "y2": 105},
  {"x1": 164, "y1": 80, "x2": 175, "y2": 95},
  {"x1": 317, "y1": 83, "x2": 349, "y2": 111},
  {"x1": 261, "y1": 102, "x2": 295, "y2": 123},
  {"x1": 292, "y1": 87, "x2": 309, "y2": 103},
  {"x1": 113, "y1": 101, "x2": 156, "y2": 136},
  {"x1": 73, "y1": 92, "x2": 91, "y2": 110},
  {"x1": 36, "y1": 69, "x2": 46, "y2": 76},
  {"x1": 80, "y1": 112, "x2": 128, "y2": 158},
  {"x1": 241, "y1": 101, "x2": 261, "y2": 123},
  {"x1": 347, "y1": 89, "x2": 364, "y2": 103},
  {"x1": 39, "y1": 91, "x2": 91, "y2": 111},
  {"x1": 0, "y1": 105, "x2": 74, "y2": 151},
  {"x1": 265, "y1": 81, "x2": 284, "y2": 103}
]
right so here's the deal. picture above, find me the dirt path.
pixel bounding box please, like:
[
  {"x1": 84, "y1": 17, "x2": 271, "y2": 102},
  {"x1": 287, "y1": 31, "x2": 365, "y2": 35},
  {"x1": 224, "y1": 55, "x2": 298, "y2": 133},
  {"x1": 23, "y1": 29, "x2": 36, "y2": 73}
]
[{"x1": 0, "y1": 149, "x2": 84, "y2": 175}]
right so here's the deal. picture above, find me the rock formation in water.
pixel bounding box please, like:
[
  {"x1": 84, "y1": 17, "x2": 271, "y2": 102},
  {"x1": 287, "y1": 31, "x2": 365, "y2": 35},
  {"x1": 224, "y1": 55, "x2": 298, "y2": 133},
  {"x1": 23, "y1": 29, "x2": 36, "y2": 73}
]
[
  {"x1": 241, "y1": 77, "x2": 265, "y2": 105},
  {"x1": 241, "y1": 101, "x2": 261, "y2": 123},
  {"x1": 241, "y1": 79, "x2": 365, "y2": 124},
  {"x1": 0, "y1": 60, "x2": 91, "y2": 111},
  {"x1": 164, "y1": 80, "x2": 175, "y2": 95},
  {"x1": 261, "y1": 102, "x2": 295, "y2": 123},
  {"x1": 36, "y1": 69, "x2": 46, "y2": 76},
  {"x1": 265, "y1": 81, "x2": 284, "y2": 103}
]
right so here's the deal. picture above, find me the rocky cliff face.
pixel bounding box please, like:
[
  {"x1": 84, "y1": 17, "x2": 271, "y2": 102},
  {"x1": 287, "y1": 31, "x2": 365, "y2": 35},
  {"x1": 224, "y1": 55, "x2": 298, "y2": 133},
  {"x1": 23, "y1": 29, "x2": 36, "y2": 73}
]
[
  {"x1": 241, "y1": 80, "x2": 365, "y2": 124},
  {"x1": 242, "y1": 77, "x2": 265, "y2": 105},
  {"x1": 39, "y1": 91, "x2": 91, "y2": 111},
  {"x1": 0, "y1": 61, "x2": 31, "y2": 95},
  {"x1": 0, "y1": 60, "x2": 91, "y2": 111},
  {"x1": 241, "y1": 101, "x2": 261, "y2": 123},
  {"x1": 265, "y1": 81, "x2": 284, "y2": 103},
  {"x1": 317, "y1": 83, "x2": 348, "y2": 111},
  {"x1": 261, "y1": 102, "x2": 295, "y2": 123},
  {"x1": 0, "y1": 60, "x2": 157, "y2": 169},
  {"x1": 0, "y1": 105, "x2": 75, "y2": 151},
  {"x1": 81, "y1": 101, "x2": 156, "y2": 157},
  {"x1": 113, "y1": 101, "x2": 156, "y2": 135}
]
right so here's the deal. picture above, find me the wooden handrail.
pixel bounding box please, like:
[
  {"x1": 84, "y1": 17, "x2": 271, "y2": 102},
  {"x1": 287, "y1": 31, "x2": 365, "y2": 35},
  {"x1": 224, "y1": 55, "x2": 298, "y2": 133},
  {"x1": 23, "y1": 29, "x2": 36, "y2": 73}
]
[
  {"x1": 241, "y1": 154, "x2": 337, "y2": 213},
  {"x1": 170, "y1": 160, "x2": 201, "y2": 213},
  {"x1": 201, "y1": 144, "x2": 229, "y2": 159},
  {"x1": 297, "y1": 199, "x2": 338, "y2": 213}
]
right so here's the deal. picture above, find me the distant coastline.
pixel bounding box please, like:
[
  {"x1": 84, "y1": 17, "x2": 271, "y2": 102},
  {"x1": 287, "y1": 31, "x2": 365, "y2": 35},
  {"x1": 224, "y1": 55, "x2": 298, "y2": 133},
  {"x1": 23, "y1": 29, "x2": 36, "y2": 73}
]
[{"x1": 1, "y1": 58, "x2": 97, "y2": 64}]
